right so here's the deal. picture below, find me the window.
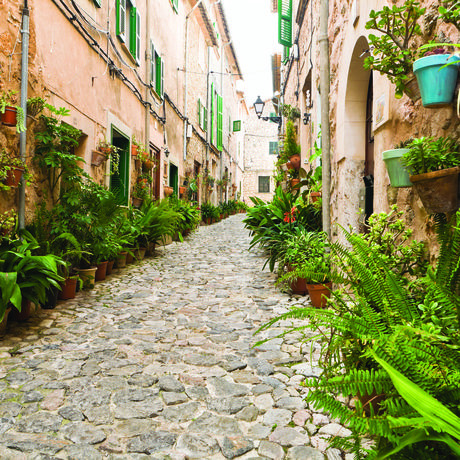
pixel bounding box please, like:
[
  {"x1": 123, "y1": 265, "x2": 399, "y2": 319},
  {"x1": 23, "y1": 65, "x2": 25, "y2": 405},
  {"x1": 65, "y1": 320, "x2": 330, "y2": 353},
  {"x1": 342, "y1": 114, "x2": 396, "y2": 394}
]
[
  {"x1": 233, "y1": 120, "x2": 241, "y2": 132},
  {"x1": 150, "y1": 42, "x2": 164, "y2": 98},
  {"x1": 259, "y1": 176, "x2": 270, "y2": 193},
  {"x1": 210, "y1": 83, "x2": 223, "y2": 151},
  {"x1": 269, "y1": 141, "x2": 279, "y2": 155},
  {"x1": 198, "y1": 99, "x2": 207, "y2": 132},
  {"x1": 116, "y1": 0, "x2": 140, "y2": 63},
  {"x1": 278, "y1": 0, "x2": 293, "y2": 47},
  {"x1": 170, "y1": 0, "x2": 178, "y2": 13},
  {"x1": 93, "y1": 0, "x2": 101, "y2": 7}
]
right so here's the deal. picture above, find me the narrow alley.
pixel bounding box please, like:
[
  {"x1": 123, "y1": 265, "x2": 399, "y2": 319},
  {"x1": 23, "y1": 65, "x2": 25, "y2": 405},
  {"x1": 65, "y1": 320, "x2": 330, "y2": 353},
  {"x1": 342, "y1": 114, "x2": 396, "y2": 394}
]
[{"x1": 0, "y1": 215, "x2": 349, "y2": 460}]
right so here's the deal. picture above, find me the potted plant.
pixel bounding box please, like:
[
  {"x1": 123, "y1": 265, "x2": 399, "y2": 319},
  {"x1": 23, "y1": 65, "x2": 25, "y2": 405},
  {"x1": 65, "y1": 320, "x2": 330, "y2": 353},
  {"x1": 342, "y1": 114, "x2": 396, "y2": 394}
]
[
  {"x1": 414, "y1": 44, "x2": 460, "y2": 108},
  {"x1": 382, "y1": 139, "x2": 413, "y2": 188},
  {"x1": 26, "y1": 96, "x2": 46, "y2": 123},
  {"x1": 95, "y1": 137, "x2": 120, "y2": 172},
  {"x1": 364, "y1": 0, "x2": 425, "y2": 100},
  {"x1": 0, "y1": 210, "x2": 17, "y2": 238},
  {"x1": 0, "y1": 90, "x2": 26, "y2": 132},
  {"x1": 278, "y1": 232, "x2": 331, "y2": 307},
  {"x1": 133, "y1": 177, "x2": 150, "y2": 207},
  {"x1": 206, "y1": 175, "x2": 215, "y2": 190},
  {"x1": 401, "y1": 136, "x2": 460, "y2": 213},
  {"x1": 0, "y1": 149, "x2": 30, "y2": 188},
  {"x1": 282, "y1": 120, "x2": 301, "y2": 169}
]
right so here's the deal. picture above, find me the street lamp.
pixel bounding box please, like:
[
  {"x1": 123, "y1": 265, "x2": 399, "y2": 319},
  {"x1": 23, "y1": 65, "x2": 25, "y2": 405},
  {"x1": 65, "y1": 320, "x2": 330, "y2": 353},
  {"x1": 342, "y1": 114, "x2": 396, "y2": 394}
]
[{"x1": 253, "y1": 96, "x2": 282, "y2": 126}]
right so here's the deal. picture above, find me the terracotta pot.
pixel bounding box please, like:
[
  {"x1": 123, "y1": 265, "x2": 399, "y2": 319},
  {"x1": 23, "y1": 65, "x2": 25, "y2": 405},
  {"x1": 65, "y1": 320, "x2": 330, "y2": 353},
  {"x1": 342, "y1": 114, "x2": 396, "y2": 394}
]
[
  {"x1": 290, "y1": 178, "x2": 300, "y2": 188},
  {"x1": 358, "y1": 390, "x2": 386, "y2": 415},
  {"x1": 0, "y1": 306, "x2": 12, "y2": 336},
  {"x1": 132, "y1": 197, "x2": 143, "y2": 208},
  {"x1": 76, "y1": 267, "x2": 97, "y2": 290},
  {"x1": 133, "y1": 247, "x2": 147, "y2": 261},
  {"x1": 4, "y1": 166, "x2": 24, "y2": 187},
  {"x1": 146, "y1": 241, "x2": 156, "y2": 256},
  {"x1": 126, "y1": 251, "x2": 134, "y2": 264},
  {"x1": 179, "y1": 186, "x2": 186, "y2": 195},
  {"x1": 306, "y1": 282, "x2": 332, "y2": 308},
  {"x1": 95, "y1": 261, "x2": 108, "y2": 281},
  {"x1": 289, "y1": 154, "x2": 301, "y2": 170},
  {"x1": 116, "y1": 251, "x2": 127, "y2": 268},
  {"x1": 131, "y1": 144, "x2": 138, "y2": 156},
  {"x1": 164, "y1": 186, "x2": 174, "y2": 197},
  {"x1": 1, "y1": 106, "x2": 17, "y2": 126},
  {"x1": 409, "y1": 166, "x2": 460, "y2": 214},
  {"x1": 10, "y1": 299, "x2": 32, "y2": 322},
  {"x1": 106, "y1": 260, "x2": 115, "y2": 275},
  {"x1": 403, "y1": 71, "x2": 421, "y2": 102},
  {"x1": 310, "y1": 191, "x2": 322, "y2": 203},
  {"x1": 59, "y1": 277, "x2": 78, "y2": 300},
  {"x1": 91, "y1": 149, "x2": 107, "y2": 166},
  {"x1": 143, "y1": 159, "x2": 154, "y2": 170},
  {"x1": 286, "y1": 264, "x2": 308, "y2": 295}
]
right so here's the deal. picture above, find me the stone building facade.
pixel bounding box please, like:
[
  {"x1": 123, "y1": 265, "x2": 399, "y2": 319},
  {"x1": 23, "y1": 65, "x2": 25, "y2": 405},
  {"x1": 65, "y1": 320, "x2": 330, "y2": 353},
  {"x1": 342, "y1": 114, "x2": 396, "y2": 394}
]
[
  {"x1": 243, "y1": 99, "x2": 279, "y2": 204},
  {"x1": 278, "y1": 0, "x2": 460, "y2": 254},
  {"x1": 0, "y1": 0, "x2": 245, "y2": 224}
]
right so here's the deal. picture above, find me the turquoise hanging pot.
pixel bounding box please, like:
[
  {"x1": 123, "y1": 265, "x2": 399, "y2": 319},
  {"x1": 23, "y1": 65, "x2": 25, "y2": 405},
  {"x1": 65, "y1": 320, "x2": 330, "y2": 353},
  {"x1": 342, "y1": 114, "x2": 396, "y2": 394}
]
[
  {"x1": 382, "y1": 148, "x2": 412, "y2": 188},
  {"x1": 413, "y1": 54, "x2": 460, "y2": 108}
]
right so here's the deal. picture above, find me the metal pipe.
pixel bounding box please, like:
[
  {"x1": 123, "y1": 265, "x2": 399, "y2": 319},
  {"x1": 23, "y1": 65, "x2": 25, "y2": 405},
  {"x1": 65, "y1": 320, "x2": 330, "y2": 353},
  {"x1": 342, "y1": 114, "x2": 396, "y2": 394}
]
[
  {"x1": 319, "y1": 0, "x2": 331, "y2": 239},
  {"x1": 18, "y1": 2, "x2": 30, "y2": 230},
  {"x1": 145, "y1": 0, "x2": 150, "y2": 156}
]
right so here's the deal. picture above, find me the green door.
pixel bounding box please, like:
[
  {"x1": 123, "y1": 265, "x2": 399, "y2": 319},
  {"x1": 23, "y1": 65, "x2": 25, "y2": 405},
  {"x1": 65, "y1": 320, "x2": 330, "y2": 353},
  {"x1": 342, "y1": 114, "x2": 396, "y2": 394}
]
[
  {"x1": 110, "y1": 128, "x2": 130, "y2": 205},
  {"x1": 169, "y1": 163, "x2": 178, "y2": 195}
]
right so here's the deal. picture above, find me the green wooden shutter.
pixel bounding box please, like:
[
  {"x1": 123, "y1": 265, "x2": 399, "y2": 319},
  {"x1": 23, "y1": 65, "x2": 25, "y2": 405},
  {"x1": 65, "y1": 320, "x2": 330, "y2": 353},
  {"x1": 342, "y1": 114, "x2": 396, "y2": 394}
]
[
  {"x1": 135, "y1": 10, "x2": 141, "y2": 62},
  {"x1": 217, "y1": 94, "x2": 223, "y2": 151},
  {"x1": 116, "y1": 0, "x2": 126, "y2": 42},
  {"x1": 210, "y1": 83, "x2": 215, "y2": 145},
  {"x1": 233, "y1": 120, "x2": 241, "y2": 132},
  {"x1": 129, "y1": 7, "x2": 136, "y2": 57},
  {"x1": 198, "y1": 99, "x2": 202, "y2": 128},
  {"x1": 278, "y1": 0, "x2": 292, "y2": 47},
  {"x1": 150, "y1": 42, "x2": 156, "y2": 86},
  {"x1": 203, "y1": 106, "x2": 208, "y2": 132},
  {"x1": 172, "y1": 0, "x2": 178, "y2": 12},
  {"x1": 160, "y1": 58, "x2": 164, "y2": 97},
  {"x1": 93, "y1": 0, "x2": 101, "y2": 7},
  {"x1": 155, "y1": 54, "x2": 164, "y2": 97}
]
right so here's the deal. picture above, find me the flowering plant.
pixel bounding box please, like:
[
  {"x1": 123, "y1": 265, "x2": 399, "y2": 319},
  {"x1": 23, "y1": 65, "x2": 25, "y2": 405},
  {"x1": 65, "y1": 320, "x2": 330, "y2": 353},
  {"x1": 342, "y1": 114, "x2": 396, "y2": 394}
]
[{"x1": 284, "y1": 206, "x2": 297, "y2": 223}]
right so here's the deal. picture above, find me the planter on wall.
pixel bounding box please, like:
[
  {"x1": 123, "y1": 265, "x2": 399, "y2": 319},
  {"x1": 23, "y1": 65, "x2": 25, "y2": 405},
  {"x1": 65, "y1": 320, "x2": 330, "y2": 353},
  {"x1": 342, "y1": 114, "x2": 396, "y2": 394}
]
[
  {"x1": 403, "y1": 72, "x2": 421, "y2": 102},
  {"x1": 4, "y1": 166, "x2": 24, "y2": 187},
  {"x1": 289, "y1": 154, "x2": 301, "y2": 170},
  {"x1": 409, "y1": 166, "x2": 460, "y2": 214},
  {"x1": 413, "y1": 54, "x2": 460, "y2": 108},
  {"x1": 1, "y1": 106, "x2": 17, "y2": 126},
  {"x1": 382, "y1": 148, "x2": 413, "y2": 188},
  {"x1": 132, "y1": 197, "x2": 143, "y2": 208},
  {"x1": 164, "y1": 186, "x2": 174, "y2": 197},
  {"x1": 91, "y1": 149, "x2": 107, "y2": 166}
]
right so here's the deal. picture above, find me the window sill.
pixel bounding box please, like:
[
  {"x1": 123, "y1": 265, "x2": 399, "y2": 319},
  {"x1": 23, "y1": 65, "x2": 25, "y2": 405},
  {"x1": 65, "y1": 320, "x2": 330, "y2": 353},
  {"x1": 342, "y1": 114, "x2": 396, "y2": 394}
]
[{"x1": 120, "y1": 42, "x2": 138, "y2": 66}]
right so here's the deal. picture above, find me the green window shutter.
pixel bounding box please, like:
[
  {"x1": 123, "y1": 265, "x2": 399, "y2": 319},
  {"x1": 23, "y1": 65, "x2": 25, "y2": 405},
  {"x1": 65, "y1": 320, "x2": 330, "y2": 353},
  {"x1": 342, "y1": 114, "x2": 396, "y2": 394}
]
[
  {"x1": 278, "y1": 0, "x2": 292, "y2": 47},
  {"x1": 160, "y1": 58, "x2": 164, "y2": 97},
  {"x1": 269, "y1": 141, "x2": 279, "y2": 155},
  {"x1": 129, "y1": 7, "x2": 136, "y2": 57},
  {"x1": 93, "y1": 0, "x2": 101, "y2": 7},
  {"x1": 233, "y1": 120, "x2": 241, "y2": 132},
  {"x1": 135, "y1": 9, "x2": 141, "y2": 62},
  {"x1": 198, "y1": 99, "x2": 202, "y2": 128},
  {"x1": 217, "y1": 94, "x2": 223, "y2": 151},
  {"x1": 155, "y1": 55, "x2": 164, "y2": 97},
  {"x1": 150, "y1": 42, "x2": 156, "y2": 86},
  {"x1": 282, "y1": 45, "x2": 290, "y2": 64},
  {"x1": 203, "y1": 106, "x2": 208, "y2": 132},
  {"x1": 172, "y1": 0, "x2": 178, "y2": 13},
  {"x1": 210, "y1": 83, "x2": 214, "y2": 145},
  {"x1": 116, "y1": 0, "x2": 126, "y2": 41}
]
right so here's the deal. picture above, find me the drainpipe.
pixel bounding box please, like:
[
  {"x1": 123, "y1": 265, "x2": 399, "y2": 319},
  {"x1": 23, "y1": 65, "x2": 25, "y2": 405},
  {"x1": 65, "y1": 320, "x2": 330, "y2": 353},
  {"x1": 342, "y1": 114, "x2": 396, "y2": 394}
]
[
  {"x1": 145, "y1": 0, "x2": 150, "y2": 155},
  {"x1": 319, "y1": 0, "x2": 331, "y2": 239},
  {"x1": 219, "y1": 39, "x2": 231, "y2": 203},
  {"x1": 183, "y1": 0, "x2": 205, "y2": 162},
  {"x1": 18, "y1": 0, "x2": 30, "y2": 230}
]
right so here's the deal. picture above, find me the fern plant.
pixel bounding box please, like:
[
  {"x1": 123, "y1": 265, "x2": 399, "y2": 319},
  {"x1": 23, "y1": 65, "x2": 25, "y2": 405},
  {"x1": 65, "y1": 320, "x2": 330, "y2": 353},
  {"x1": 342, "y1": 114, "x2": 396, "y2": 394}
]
[{"x1": 256, "y1": 210, "x2": 460, "y2": 459}]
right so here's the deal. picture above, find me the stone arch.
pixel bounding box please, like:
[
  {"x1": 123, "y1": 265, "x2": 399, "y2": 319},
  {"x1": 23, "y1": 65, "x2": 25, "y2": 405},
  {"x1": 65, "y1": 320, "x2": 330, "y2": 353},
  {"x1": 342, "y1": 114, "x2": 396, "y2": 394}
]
[{"x1": 334, "y1": 35, "x2": 372, "y2": 235}]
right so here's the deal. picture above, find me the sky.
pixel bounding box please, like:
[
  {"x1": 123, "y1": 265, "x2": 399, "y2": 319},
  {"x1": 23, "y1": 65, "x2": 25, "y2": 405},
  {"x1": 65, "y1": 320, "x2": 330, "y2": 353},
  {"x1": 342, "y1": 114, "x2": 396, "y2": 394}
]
[{"x1": 221, "y1": 0, "x2": 281, "y2": 107}]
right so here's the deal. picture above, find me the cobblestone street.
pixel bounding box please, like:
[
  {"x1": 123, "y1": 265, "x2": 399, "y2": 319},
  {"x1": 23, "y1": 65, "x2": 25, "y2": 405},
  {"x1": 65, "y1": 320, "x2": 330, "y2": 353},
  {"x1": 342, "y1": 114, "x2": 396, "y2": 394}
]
[{"x1": 0, "y1": 215, "x2": 350, "y2": 460}]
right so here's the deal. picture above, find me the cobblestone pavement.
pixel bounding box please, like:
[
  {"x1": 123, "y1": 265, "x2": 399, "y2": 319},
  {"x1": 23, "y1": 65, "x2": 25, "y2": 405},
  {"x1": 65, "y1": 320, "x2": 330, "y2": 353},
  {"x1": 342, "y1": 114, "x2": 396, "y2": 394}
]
[{"x1": 0, "y1": 215, "x2": 352, "y2": 460}]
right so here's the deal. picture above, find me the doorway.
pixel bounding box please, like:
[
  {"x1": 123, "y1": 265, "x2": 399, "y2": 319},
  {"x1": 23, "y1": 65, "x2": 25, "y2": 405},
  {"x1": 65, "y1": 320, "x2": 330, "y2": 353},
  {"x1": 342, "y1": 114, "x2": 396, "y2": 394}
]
[
  {"x1": 363, "y1": 72, "x2": 374, "y2": 226},
  {"x1": 169, "y1": 163, "x2": 178, "y2": 195},
  {"x1": 110, "y1": 127, "x2": 130, "y2": 206}
]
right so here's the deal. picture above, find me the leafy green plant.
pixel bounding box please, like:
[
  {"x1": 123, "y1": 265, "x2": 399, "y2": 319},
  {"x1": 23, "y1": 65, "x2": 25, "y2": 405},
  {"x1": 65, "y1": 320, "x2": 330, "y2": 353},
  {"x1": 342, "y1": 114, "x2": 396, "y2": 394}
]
[
  {"x1": 26, "y1": 96, "x2": 46, "y2": 118},
  {"x1": 401, "y1": 136, "x2": 460, "y2": 175},
  {"x1": 439, "y1": 0, "x2": 460, "y2": 31},
  {"x1": 34, "y1": 104, "x2": 86, "y2": 202},
  {"x1": 364, "y1": 0, "x2": 425, "y2": 98},
  {"x1": 280, "y1": 120, "x2": 300, "y2": 163},
  {"x1": 280, "y1": 104, "x2": 301, "y2": 121}
]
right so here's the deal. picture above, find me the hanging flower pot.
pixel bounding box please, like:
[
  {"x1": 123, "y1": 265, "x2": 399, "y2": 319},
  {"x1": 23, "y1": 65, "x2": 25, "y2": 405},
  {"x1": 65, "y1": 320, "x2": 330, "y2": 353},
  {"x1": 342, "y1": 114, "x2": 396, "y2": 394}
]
[
  {"x1": 132, "y1": 197, "x2": 143, "y2": 208},
  {"x1": 143, "y1": 159, "x2": 155, "y2": 170},
  {"x1": 413, "y1": 54, "x2": 460, "y2": 108},
  {"x1": 4, "y1": 166, "x2": 24, "y2": 187},
  {"x1": 179, "y1": 186, "x2": 186, "y2": 195},
  {"x1": 91, "y1": 149, "x2": 107, "y2": 167},
  {"x1": 289, "y1": 154, "x2": 301, "y2": 170},
  {"x1": 402, "y1": 72, "x2": 421, "y2": 102},
  {"x1": 164, "y1": 185, "x2": 174, "y2": 197},
  {"x1": 409, "y1": 166, "x2": 460, "y2": 214},
  {"x1": 1, "y1": 106, "x2": 17, "y2": 126},
  {"x1": 131, "y1": 144, "x2": 138, "y2": 156},
  {"x1": 382, "y1": 148, "x2": 413, "y2": 188}
]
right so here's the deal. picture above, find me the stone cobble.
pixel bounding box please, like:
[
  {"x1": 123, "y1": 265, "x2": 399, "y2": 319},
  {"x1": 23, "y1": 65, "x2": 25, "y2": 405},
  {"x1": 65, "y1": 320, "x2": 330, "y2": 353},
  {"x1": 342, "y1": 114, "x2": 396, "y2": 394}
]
[{"x1": 0, "y1": 215, "x2": 351, "y2": 459}]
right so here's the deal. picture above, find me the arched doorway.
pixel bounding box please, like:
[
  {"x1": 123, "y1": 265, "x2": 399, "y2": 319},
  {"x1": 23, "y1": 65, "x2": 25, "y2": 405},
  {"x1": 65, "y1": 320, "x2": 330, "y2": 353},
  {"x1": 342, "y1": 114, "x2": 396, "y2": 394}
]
[{"x1": 337, "y1": 36, "x2": 372, "y2": 234}]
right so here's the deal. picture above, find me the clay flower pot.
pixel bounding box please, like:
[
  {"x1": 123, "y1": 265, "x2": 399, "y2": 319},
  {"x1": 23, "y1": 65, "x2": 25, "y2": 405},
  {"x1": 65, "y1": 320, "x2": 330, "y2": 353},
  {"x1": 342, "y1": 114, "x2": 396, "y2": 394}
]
[
  {"x1": 4, "y1": 166, "x2": 24, "y2": 187},
  {"x1": 306, "y1": 282, "x2": 332, "y2": 308}
]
